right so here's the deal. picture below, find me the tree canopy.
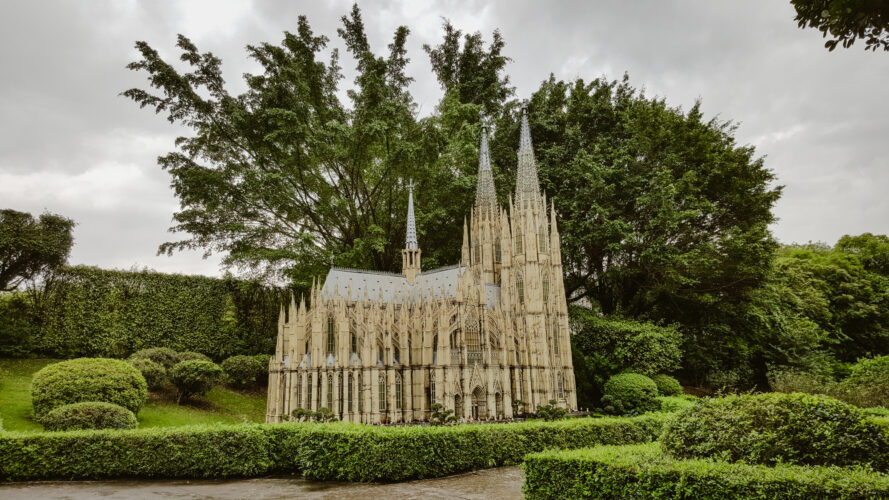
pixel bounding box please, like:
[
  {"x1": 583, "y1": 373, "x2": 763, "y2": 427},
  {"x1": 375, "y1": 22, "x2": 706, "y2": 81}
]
[
  {"x1": 0, "y1": 209, "x2": 74, "y2": 292},
  {"x1": 791, "y1": 0, "x2": 889, "y2": 51}
]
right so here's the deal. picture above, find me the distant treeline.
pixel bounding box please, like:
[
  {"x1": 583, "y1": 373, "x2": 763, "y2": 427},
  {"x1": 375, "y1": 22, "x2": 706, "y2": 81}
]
[{"x1": 0, "y1": 266, "x2": 286, "y2": 359}]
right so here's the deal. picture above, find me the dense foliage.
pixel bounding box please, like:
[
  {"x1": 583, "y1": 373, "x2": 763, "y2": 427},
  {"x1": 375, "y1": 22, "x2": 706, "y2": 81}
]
[
  {"x1": 837, "y1": 355, "x2": 889, "y2": 407},
  {"x1": 0, "y1": 266, "x2": 283, "y2": 359},
  {"x1": 40, "y1": 402, "x2": 138, "y2": 431},
  {"x1": 791, "y1": 0, "x2": 889, "y2": 51},
  {"x1": 220, "y1": 355, "x2": 265, "y2": 387},
  {"x1": 569, "y1": 311, "x2": 681, "y2": 406},
  {"x1": 523, "y1": 443, "x2": 889, "y2": 500},
  {"x1": 169, "y1": 360, "x2": 222, "y2": 403},
  {"x1": 31, "y1": 358, "x2": 147, "y2": 418},
  {"x1": 600, "y1": 373, "x2": 660, "y2": 416},
  {"x1": 0, "y1": 415, "x2": 667, "y2": 481},
  {"x1": 127, "y1": 358, "x2": 166, "y2": 391},
  {"x1": 0, "y1": 209, "x2": 74, "y2": 292},
  {"x1": 129, "y1": 347, "x2": 181, "y2": 370},
  {"x1": 651, "y1": 374, "x2": 683, "y2": 396},
  {"x1": 661, "y1": 393, "x2": 889, "y2": 470}
]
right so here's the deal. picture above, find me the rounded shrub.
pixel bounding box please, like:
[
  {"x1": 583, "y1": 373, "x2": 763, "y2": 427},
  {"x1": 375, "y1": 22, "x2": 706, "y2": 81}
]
[
  {"x1": 600, "y1": 373, "x2": 660, "y2": 415},
  {"x1": 170, "y1": 360, "x2": 222, "y2": 403},
  {"x1": 253, "y1": 354, "x2": 272, "y2": 384},
  {"x1": 837, "y1": 355, "x2": 889, "y2": 407},
  {"x1": 651, "y1": 374, "x2": 682, "y2": 396},
  {"x1": 221, "y1": 355, "x2": 265, "y2": 387},
  {"x1": 41, "y1": 401, "x2": 137, "y2": 431},
  {"x1": 31, "y1": 358, "x2": 147, "y2": 418},
  {"x1": 128, "y1": 347, "x2": 180, "y2": 370},
  {"x1": 128, "y1": 358, "x2": 166, "y2": 391},
  {"x1": 177, "y1": 351, "x2": 211, "y2": 362},
  {"x1": 661, "y1": 392, "x2": 889, "y2": 470}
]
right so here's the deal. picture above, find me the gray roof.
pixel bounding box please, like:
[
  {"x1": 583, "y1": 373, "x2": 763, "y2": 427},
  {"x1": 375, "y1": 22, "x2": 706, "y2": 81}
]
[{"x1": 321, "y1": 265, "x2": 501, "y2": 308}]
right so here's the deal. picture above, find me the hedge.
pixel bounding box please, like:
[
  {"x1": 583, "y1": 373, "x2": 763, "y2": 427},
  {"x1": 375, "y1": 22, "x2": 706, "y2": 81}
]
[
  {"x1": 31, "y1": 358, "x2": 147, "y2": 418},
  {"x1": 1, "y1": 265, "x2": 285, "y2": 359},
  {"x1": 0, "y1": 414, "x2": 669, "y2": 482},
  {"x1": 522, "y1": 443, "x2": 889, "y2": 499}
]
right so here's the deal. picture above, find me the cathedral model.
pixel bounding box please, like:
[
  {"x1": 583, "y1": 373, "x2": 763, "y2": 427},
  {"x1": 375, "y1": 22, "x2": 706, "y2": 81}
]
[{"x1": 266, "y1": 106, "x2": 577, "y2": 423}]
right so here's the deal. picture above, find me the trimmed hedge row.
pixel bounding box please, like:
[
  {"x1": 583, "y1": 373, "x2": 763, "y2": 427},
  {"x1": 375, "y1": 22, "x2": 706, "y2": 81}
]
[
  {"x1": 522, "y1": 443, "x2": 889, "y2": 499},
  {"x1": 0, "y1": 415, "x2": 669, "y2": 482}
]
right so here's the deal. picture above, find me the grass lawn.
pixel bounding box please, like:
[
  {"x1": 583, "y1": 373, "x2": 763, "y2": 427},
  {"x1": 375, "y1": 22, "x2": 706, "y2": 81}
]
[{"x1": 0, "y1": 358, "x2": 267, "y2": 433}]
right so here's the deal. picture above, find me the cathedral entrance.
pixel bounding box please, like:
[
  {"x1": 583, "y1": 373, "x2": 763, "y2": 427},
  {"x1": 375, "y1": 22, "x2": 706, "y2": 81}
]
[{"x1": 471, "y1": 386, "x2": 486, "y2": 419}]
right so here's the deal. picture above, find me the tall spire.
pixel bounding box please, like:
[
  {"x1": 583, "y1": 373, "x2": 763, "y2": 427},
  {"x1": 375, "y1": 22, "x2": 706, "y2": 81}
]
[
  {"x1": 405, "y1": 180, "x2": 418, "y2": 250},
  {"x1": 475, "y1": 119, "x2": 497, "y2": 213},
  {"x1": 515, "y1": 102, "x2": 541, "y2": 208}
]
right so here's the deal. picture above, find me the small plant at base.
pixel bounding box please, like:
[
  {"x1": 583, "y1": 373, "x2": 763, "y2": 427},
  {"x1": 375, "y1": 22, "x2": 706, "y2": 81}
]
[
  {"x1": 40, "y1": 401, "x2": 137, "y2": 431},
  {"x1": 535, "y1": 400, "x2": 568, "y2": 421},
  {"x1": 429, "y1": 403, "x2": 457, "y2": 425},
  {"x1": 512, "y1": 399, "x2": 527, "y2": 417},
  {"x1": 285, "y1": 407, "x2": 338, "y2": 422},
  {"x1": 169, "y1": 360, "x2": 222, "y2": 404}
]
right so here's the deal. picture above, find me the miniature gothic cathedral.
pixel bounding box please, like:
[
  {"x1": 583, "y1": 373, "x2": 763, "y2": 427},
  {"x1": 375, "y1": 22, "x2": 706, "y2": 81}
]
[{"x1": 266, "y1": 106, "x2": 577, "y2": 423}]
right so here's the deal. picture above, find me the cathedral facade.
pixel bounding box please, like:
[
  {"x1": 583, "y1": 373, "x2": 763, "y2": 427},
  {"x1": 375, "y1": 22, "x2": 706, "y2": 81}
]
[{"x1": 266, "y1": 107, "x2": 577, "y2": 423}]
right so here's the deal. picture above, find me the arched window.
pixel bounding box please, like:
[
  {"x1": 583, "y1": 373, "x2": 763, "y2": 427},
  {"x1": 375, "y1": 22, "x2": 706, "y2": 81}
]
[
  {"x1": 348, "y1": 374, "x2": 354, "y2": 412},
  {"x1": 377, "y1": 343, "x2": 384, "y2": 365},
  {"x1": 327, "y1": 375, "x2": 333, "y2": 409},
  {"x1": 379, "y1": 374, "x2": 388, "y2": 411},
  {"x1": 306, "y1": 374, "x2": 313, "y2": 409},
  {"x1": 338, "y1": 373, "x2": 343, "y2": 412},
  {"x1": 494, "y1": 239, "x2": 501, "y2": 263},
  {"x1": 358, "y1": 374, "x2": 364, "y2": 413},
  {"x1": 558, "y1": 373, "x2": 565, "y2": 400},
  {"x1": 552, "y1": 318, "x2": 560, "y2": 359},
  {"x1": 496, "y1": 392, "x2": 503, "y2": 416},
  {"x1": 473, "y1": 241, "x2": 480, "y2": 264},
  {"x1": 430, "y1": 374, "x2": 436, "y2": 405},
  {"x1": 394, "y1": 346, "x2": 401, "y2": 365},
  {"x1": 542, "y1": 277, "x2": 550, "y2": 302},
  {"x1": 305, "y1": 339, "x2": 310, "y2": 356},
  {"x1": 516, "y1": 276, "x2": 524, "y2": 305},
  {"x1": 450, "y1": 331, "x2": 457, "y2": 349},
  {"x1": 538, "y1": 226, "x2": 548, "y2": 252},
  {"x1": 296, "y1": 374, "x2": 302, "y2": 409},
  {"x1": 350, "y1": 321, "x2": 357, "y2": 354},
  {"x1": 466, "y1": 310, "x2": 481, "y2": 365},
  {"x1": 514, "y1": 338, "x2": 520, "y2": 364},
  {"x1": 432, "y1": 335, "x2": 438, "y2": 365},
  {"x1": 395, "y1": 372, "x2": 403, "y2": 410},
  {"x1": 327, "y1": 315, "x2": 335, "y2": 355}
]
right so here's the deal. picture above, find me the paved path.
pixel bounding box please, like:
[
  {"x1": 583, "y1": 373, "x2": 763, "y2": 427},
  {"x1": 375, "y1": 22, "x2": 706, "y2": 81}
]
[{"x1": 0, "y1": 466, "x2": 524, "y2": 500}]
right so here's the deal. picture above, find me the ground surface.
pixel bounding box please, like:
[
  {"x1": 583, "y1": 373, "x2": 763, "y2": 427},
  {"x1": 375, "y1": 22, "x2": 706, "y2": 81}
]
[
  {"x1": 0, "y1": 358, "x2": 267, "y2": 432},
  {"x1": 0, "y1": 466, "x2": 524, "y2": 499}
]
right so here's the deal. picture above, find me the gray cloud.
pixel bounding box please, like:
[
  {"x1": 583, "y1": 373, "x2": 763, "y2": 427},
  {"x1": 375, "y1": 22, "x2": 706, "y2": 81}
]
[{"x1": 1, "y1": 0, "x2": 886, "y2": 277}]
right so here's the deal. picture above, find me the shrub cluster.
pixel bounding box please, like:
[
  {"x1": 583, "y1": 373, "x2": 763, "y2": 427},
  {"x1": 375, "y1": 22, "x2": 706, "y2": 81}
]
[
  {"x1": 600, "y1": 373, "x2": 660, "y2": 415},
  {"x1": 0, "y1": 415, "x2": 668, "y2": 481},
  {"x1": 31, "y1": 358, "x2": 147, "y2": 418},
  {"x1": 40, "y1": 402, "x2": 137, "y2": 431},
  {"x1": 660, "y1": 392, "x2": 889, "y2": 470},
  {"x1": 129, "y1": 348, "x2": 181, "y2": 370},
  {"x1": 522, "y1": 443, "x2": 889, "y2": 500},
  {"x1": 177, "y1": 351, "x2": 211, "y2": 362},
  {"x1": 220, "y1": 355, "x2": 265, "y2": 387},
  {"x1": 169, "y1": 360, "x2": 222, "y2": 403},
  {"x1": 651, "y1": 374, "x2": 682, "y2": 396},
  {"x1": 128, "y1": 358, "x2": 166, "y2": 391}
]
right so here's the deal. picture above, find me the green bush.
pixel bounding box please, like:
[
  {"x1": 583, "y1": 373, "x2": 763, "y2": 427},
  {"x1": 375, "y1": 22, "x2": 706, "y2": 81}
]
[
  {"x1": 657, "y1": 395, "x2": 697, "y2": 413},
  {"x1": 661, "y1": 392, "x2": 889, "y2": 470},
  {"x1": 522, "y1": 443, "x2": 889, "y2": 500},
  {"x1": 129, "y1": 348, "x2": 181, "y2": 370},
  {"x1": 768, "y1": 368, "x2": 832, "y2": 395},
  {"x1": 31, "y1": 358, "x2": 147, "y2": 418},
  {"x1": 127, "y1": 358, "x2": 166, "y2": 391},
  {"x1": 253, "y1": 354, "x2": 271, "y2": 384},
  {"x1": 169, "y1": 360, "x2": 222, "y2": 403},
  {"x1": 0, "y1": 415, "x2": 669, "y2": 481},
  {"x1": 651, "y1": 374, "x2": 682, "y2": 396},
  {"x1": 177, "y1": 351, "x2": 211, "y2": 362},
  {"x1": 220, "y1": 355, "x2": 265, "y2": 386},
  {"x1": 836, "y1": 356, "x2": 889, "y2": 407},
  {"x1": 40, "y1": 402, "x2": 137, "y2": 431},
  {"x1": 600, "y1": 373, "x2": 659, "y2": 415}
]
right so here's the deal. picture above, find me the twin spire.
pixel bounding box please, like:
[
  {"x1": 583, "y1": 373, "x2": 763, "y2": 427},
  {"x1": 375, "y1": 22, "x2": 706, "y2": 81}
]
[{"x1": 404, "y1": 103, "x2": 543, "y2": 250}]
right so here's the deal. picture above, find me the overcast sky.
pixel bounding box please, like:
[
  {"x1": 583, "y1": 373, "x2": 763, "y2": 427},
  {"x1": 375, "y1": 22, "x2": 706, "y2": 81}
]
[{"x1": 1, "y1": 0, "x2": 887, "y2": 277}]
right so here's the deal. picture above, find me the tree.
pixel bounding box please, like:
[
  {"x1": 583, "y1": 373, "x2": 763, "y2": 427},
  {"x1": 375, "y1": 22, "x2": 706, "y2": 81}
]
[
  {"x1": 791, "y1": 0, "x2": 889, "y2": 52},
  {"x1": 535, "y1": 400, "x2": 568, "y2": 421},
  {"x1": 124, "y1": 6, "x2": 435, "y2": 287},
  {"x1": 429, "y1": 402, "x2": 456, "y2": 425},
  {"x1": 0, "y1": 209, "x2": 74, "y2": 291}
]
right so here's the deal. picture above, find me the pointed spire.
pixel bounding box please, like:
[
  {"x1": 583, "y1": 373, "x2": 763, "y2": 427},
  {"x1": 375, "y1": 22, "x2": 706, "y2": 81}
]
[
  {"x1": 515, "y1": 102, "x2": 542, "y2": 208},
  {"x1": 405, "y1": 180, "x2": 418, "y2": 250},
  {"x1": 475, "y1": 118, "x2": 497, "y2": 213}
]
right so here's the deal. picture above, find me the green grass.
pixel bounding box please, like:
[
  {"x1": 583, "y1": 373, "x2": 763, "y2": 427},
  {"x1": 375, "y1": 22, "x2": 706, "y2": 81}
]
[{"x1": 0, "y1": 358, "x2": 267, "y2": 433}]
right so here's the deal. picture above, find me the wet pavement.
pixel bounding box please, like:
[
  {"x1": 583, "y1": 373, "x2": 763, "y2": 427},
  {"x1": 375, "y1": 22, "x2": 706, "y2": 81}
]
[{"x1": 0, "y1": 466, "x2": 524, "y2": 499}]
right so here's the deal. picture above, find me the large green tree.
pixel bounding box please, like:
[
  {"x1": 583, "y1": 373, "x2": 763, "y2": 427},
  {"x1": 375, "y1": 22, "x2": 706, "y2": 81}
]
[{"x1": 0, "y1": 209, "x2": 75, "y2": 291}]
